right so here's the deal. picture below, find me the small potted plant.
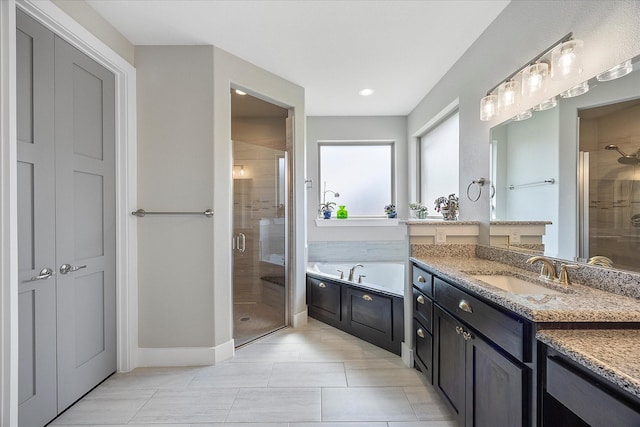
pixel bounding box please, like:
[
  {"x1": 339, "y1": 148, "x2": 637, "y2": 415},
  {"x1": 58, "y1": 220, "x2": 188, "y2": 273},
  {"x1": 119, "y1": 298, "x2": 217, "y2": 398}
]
[
  {"x1": 434, "y1": 194, "x2": 459, "y2": 220},
  {"x1": 409, "y1": 202, "x2": 424, "y2": 218},
  {"x1": 417, "y1": 206, "x2": 429, "y2": 219},
  {"x1": 384, "y1": 204, "x2": 397, "y2": 218},
  {"x1": 319, "y1": 201, "x2": 336, "y2": 219}
]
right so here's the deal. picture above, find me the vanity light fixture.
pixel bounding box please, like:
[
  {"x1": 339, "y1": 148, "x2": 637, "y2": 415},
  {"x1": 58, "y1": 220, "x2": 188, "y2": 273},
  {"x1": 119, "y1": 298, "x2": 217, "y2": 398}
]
[
  {"x1": 532, "y1": 96, "x2": 558, "y2": 111},
  {"x1": 497, "y1": 79, "x2": 521, "y2": 111},
  {"x1": 480, "y1": 94, "x2": 499, "y2": 121},
  {"x1": 596, "y1": 59, "x2": 633, "y2": 82},
  {"x1": 512, "y1": 109, "x2": 533, "y2": 121},
  {"x1": 480, "y1": 33, "x2": 583, "y2": 121},
  {"x1": 233, "y1": 165, "x2": 245, "y2": 177},
  {"x1": 359, "y1": 88, "x2": 374, "y2": 96},
  {"x1": 560, "y1": 81, "x2": 590, "y2": 98},
  {"x1": 550, "y1": 39, "x2": 584, "y2": 81},
  {"x1": 522, "y1": 62, "x2": 549, "y2": 97}
]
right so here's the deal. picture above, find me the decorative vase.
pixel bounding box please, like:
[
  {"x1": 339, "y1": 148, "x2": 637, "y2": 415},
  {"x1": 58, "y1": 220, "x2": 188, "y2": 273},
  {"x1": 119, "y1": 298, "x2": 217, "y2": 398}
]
[
  {"x1": 336, "y1": 205, "x2": 348, "y2": 219},
  {"x1": 440, "y1": 208, "x2": 450, "y2": 220},
  {"x1": 387, "y1": 212, "x2": 397, "y2": 218},
  {"x1": 417, "y1": 210, "x2": 428, "y2": 219},
  {"x1": 409, "y1": 209, "x2": 419, "y2": 219},
  {"x1": 323, "y1": 210, "x2": 332, "y2": 219}
]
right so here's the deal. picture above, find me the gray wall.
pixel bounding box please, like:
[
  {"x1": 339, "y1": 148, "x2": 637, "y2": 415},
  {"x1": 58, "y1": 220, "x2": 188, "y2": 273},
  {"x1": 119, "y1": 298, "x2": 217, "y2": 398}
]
[
  {"x1": 408, "y1": 0, "x2": 640, "y2": 245},
  {"x1": 136, "y1": 46, "x2": 215, "y2": 347}
]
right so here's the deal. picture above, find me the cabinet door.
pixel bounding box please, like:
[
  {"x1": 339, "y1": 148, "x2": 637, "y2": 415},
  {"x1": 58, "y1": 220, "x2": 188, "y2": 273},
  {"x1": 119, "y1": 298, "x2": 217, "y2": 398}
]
[
  {"x1": 466, "y1": 332, "x2": 525, "y2": 427},
  {"x1": 414, "y1": 319, "x2": 433, "y2": 383},
  {"x1": 346, "y1": 287, "x2": 393, "y2": 342},
  {"x1": 307, "y1": 277, "x2": 341, "y2": 324},
  {"x1": 433, "y1": 306, "x2": 465, "y2": 426}
]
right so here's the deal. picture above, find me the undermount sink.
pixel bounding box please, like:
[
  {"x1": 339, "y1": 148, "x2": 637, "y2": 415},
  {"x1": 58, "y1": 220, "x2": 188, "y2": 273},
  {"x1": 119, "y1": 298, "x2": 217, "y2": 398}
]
[{"x1": 472, "y1": 274, "x2": 564, "y2": 295}]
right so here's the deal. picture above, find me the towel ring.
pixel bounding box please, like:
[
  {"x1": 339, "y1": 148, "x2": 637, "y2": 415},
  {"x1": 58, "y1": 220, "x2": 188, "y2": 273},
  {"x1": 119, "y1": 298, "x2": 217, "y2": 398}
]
[{"x1": 466, "y1": 178, "x2": 494, "y2": 202}]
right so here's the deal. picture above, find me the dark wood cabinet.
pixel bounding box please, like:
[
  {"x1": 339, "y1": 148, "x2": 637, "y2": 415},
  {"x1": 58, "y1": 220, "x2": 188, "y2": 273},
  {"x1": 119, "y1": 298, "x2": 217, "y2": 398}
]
[
  {"x1": 543, "y1": 347, "x2": 640, "y2": 427},
  {"x1": 414, "y1": 318, "x2": 433, "y2": 382},
  {"x1": 433, "y1": 305, "x2": 526, "y2": 427},
  {"x1": 307, "y1": 276, "x2": 341, "y2": 327},
  {"x1": 413, "y1": 261, "x2": 529, "y2": 427},
  {"x1": 306, "y1": 275, "x2": 403, "y2": 355}
]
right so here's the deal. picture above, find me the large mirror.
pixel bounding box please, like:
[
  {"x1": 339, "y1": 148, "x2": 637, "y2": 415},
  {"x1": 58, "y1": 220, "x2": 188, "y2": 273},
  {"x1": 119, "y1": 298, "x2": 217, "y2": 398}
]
[{"x1": 490, "y1": 55, "x2": 640, "y2": 273}]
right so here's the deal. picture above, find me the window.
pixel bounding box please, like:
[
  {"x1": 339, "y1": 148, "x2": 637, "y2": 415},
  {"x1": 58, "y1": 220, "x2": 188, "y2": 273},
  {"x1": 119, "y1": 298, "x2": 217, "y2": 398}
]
[
  {"x1": 319, "y1": 142, "x2": 394, "y2": 217},
  {"x1": 419, "y1": 111, "x2": 459, "y2": 208}
]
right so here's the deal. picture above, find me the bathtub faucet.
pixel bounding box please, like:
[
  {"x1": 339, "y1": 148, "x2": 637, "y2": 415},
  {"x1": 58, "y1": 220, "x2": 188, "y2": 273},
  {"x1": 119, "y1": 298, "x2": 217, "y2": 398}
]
[{"x1": 348, "y1": 264, "x2": 364, "y2": 281}]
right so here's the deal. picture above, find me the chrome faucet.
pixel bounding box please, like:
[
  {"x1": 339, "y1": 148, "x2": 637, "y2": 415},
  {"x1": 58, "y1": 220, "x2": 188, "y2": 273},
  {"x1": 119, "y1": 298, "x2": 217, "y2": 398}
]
[
  {"x1": 526, "y1": 256, "x2": 557, "y2": 281},
  {"x1": 348, "y1": 264, "x2": 364, "y2": 281}
]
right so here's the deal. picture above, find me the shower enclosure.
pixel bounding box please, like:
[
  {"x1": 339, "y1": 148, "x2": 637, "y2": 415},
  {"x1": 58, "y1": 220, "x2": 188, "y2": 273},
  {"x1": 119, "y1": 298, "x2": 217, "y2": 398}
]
[
  {"x1": 578, "y1": 99, "x2": 640, "y2": 272},
  {"x1": 231, "y1": 90, "x2": 290, "y2": 346}
]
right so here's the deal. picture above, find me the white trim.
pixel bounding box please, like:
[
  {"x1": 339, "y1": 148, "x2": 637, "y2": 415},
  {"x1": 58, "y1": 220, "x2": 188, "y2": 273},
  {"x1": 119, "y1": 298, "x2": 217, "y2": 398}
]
[
  {"x1": 292, "y1": 309, "x2": 308, "y2": 328},
  {"x1": 137, "y1": 342, "x2": 235, "y2": 368},
  {"x1": 1, "y1": 1, "x2": 137, "y2": 423},
  {"x1": 315, "y1": 218, "x2": 400, "y2": 227},
  {"x1": 412, "y1": 98, "x2": 460, "y2": 138},
  {"x1": 0, "y1": 2, "x2": 18, "y2": 425}
]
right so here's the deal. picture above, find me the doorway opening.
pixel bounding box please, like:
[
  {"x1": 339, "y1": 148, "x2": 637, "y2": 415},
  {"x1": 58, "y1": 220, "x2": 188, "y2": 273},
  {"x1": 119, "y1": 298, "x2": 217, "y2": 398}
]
[{"x1": 231, "y1": 89, "x2": 290, "y2": 347}]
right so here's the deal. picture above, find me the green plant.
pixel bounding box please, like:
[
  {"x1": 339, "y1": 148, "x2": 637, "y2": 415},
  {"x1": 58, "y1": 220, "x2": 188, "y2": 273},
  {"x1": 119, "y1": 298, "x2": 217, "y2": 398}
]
[
  {"x1": 434, "y1": 194, "x2": 459, "y2": 213},
  {"x1": 320, "y1": 201, "x2": 336, "y2": 212},
  {"x1": 384, "y1": 204, "x2": 396, "y2": 214},
  {"x1": 409, "y1": 202, "x2": 424, "y2": 210}
]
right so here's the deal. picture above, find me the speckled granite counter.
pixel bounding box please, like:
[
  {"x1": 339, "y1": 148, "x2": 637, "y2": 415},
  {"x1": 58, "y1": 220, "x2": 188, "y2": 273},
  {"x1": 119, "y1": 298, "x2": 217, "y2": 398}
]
[
  {"x1": 537, "y1": 329, "x2": 640, "y2": 399},
  {"x1": 411, "y1": 256, "x2": 640, "y2": 323}
]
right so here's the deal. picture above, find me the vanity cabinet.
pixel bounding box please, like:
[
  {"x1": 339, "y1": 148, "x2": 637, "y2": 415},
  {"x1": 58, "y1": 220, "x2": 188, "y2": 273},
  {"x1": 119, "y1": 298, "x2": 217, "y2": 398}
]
[
  {"x1": 411, "y1": 261, "x2": 530, "y2": 427},
  {"x1": 306, "y1": 275, "x2": 403, "y2": 355},
  {"x1": 542, "y1": 346, "x2": 640, "y2": 427},
  {"x1": 411, "y1": 265, "x2": 434, "y2": 380}
]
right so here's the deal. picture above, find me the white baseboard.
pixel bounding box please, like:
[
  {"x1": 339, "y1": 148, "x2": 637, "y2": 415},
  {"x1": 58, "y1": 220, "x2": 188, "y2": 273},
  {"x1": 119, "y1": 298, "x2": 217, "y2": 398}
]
[
  {"x1": 401, "y1": 342, "x2": 414, "y2": 368},
  {"x1": 136, "y1": 339, "x2": 235, "y2": 367},
  {"x1": 292, "y1": 308, "x2": 308, "y2": 328}
]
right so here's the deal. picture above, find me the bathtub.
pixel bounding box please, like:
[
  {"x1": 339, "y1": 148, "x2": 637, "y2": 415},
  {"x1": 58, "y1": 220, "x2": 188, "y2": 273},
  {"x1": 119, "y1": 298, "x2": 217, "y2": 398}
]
[{"x1": 306, "y1": 262, "x2": 405, "y2": 297}]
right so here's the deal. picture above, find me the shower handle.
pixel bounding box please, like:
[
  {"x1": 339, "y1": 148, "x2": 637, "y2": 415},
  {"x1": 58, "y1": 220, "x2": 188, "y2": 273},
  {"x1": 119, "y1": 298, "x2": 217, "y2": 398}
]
[{"x1": 238, "y1": 233, "x2": 246, "y2": 253}]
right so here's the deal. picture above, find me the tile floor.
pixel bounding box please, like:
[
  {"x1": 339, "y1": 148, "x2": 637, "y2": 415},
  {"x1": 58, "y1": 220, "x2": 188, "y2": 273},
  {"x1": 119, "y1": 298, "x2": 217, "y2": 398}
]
[{"x1": 50, "y1": 318, "x2": 455, "y2": 427}]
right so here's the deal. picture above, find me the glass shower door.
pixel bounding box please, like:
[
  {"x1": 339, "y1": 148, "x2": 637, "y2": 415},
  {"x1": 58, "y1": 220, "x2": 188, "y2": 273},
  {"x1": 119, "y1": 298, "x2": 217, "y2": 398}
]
[{"x1": 232, "y1": 141, "x2": 287, "y2": 347}]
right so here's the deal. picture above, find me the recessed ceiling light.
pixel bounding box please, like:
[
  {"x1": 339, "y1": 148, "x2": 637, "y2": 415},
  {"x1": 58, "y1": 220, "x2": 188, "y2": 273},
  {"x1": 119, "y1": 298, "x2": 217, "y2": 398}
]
[
  {"x1": 359, "y1": 88, "x2": 374, "y2": 96},
  {"x1": 235, "y1": 89, "x2": 247, "y2": 95}
]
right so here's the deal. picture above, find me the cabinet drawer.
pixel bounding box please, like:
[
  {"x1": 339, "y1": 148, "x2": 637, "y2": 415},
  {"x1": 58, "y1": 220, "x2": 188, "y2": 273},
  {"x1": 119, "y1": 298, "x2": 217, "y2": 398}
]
[
  {"x1": 434, "y1": 277, "x2": 525, "y2": 360},
  {"x1": 413, "y1": 287, "x2": 433, "y2": 333},
  {"x1": 547, "y1": 356, "x2": 640, "y2": 427},
  {"x1": 414, "y1": 319, "x2": 432, "y2": 382},
  {"x1": 307, "y1": 276, "x2": 341, "y2": 322},
  {"x1": 412, "y1": 265, "x2": 433, "y2": 297}
]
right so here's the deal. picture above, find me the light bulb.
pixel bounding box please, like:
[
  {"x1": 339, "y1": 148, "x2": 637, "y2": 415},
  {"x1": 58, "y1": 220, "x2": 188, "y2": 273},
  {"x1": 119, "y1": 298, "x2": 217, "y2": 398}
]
[
  {"x1": 498, "y1": 80, "x2": 521, "y2": 112},
  {"x1": 480, "y1": 94, "x2": 498, "y2": 121},
  {"x1": 522, "y1": 63, "x2": 548, "y2": 97},
  {"x1": 551, "y1": 40, "x2": 584, "y2": 81}
]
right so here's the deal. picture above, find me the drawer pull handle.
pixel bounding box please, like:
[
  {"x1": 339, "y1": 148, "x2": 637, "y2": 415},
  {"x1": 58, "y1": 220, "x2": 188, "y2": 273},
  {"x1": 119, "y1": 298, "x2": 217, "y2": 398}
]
[
  {"x1": 417, "y1": 328, "x2": 425, "y2": 338},
  {"x1": 416, "y1": 295, "x2": 426, "y2": 304},
  {"x1": 458, "y1": 300, "x2": 473, "y2": 313},
  {"x1": 362, "y1": 294, "x2": 373, "y2": 302},
  {"x1": 417, "y1": 275, "x2": 426, "y2": 283},
  {"x1": 455, "y1": 326, "x2": 463, "y2": 335},
  {"x1": 319, "y1": 282, "x2": 326, "y2": 288},
  {"x1": 462, "y1": 331, "x2": 473, "y2": 341}
]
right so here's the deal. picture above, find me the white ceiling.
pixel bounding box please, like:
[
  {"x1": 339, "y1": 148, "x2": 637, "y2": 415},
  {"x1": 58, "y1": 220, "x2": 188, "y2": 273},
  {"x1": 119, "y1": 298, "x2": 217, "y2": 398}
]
[{"x1": 86, "y1": 0, "x2": 510, "y2": 116}]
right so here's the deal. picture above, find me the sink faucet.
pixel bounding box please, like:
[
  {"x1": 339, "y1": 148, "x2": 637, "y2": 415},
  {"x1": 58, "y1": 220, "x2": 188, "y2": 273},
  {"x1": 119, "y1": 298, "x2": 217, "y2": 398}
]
[
  {"x1": 526, "y1": 256, "x2": 557, "y2": 281},
  {"x1": 348, "y1": 264, "x2": 364, "y2": 281},
  {"x1": 558, "y1": 263, "x2": 579, "y2": 285}
]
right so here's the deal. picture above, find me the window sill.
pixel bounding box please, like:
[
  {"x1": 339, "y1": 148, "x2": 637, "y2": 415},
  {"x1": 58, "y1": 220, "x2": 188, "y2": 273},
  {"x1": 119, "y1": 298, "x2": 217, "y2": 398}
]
[{"x1": 315, "y1": 218, "x2": 400, "y2": 227}]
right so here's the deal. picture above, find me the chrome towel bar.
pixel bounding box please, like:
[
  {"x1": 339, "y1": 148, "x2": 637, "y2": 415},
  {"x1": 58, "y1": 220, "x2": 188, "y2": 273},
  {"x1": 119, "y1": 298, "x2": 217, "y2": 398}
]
[{"x1": 131, "y1": 209, "x2": 214, "y2": 218}]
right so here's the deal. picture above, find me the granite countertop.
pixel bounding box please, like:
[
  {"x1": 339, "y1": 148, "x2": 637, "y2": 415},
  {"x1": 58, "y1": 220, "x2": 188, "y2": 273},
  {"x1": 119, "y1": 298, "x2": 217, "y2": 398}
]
[
  {"x1": 411, "y1": 256, "x2": 640, "y2": 323},
  {"x1": 537, "y1": 329, "x2": 640, "y2": 399}
]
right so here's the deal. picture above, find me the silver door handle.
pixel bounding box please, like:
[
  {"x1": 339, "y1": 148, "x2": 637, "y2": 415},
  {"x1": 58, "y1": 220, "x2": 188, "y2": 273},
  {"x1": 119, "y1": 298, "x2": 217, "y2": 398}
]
[
  {"x1": 417, "y1": 328, "x2": 425, "y2": 338},
  {"x1": 27, "y1": 267, "x2": 55, "y2": 282},
  {"x1": 239, "y1": 232, "x2": 246, "y2": 253},
  {"x1": 59, "y1": 264, "x2": 87, "y2": 274},
  {"x1": 416, "y1": 295, "x2": 426, "y2": 304},
  {"x1": 458, "y1": 300, "x2": 473, "y2": 313}
]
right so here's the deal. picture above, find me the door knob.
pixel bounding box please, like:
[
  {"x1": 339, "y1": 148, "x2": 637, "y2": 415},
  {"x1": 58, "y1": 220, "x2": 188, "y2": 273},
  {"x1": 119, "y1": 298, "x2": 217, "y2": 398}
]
[
  {"x1": 27, "y1": 267, "x2": 55, "y2": 282},
  {"x1": 59, "y1": 264, "x2": 87, "y2": 274}
]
